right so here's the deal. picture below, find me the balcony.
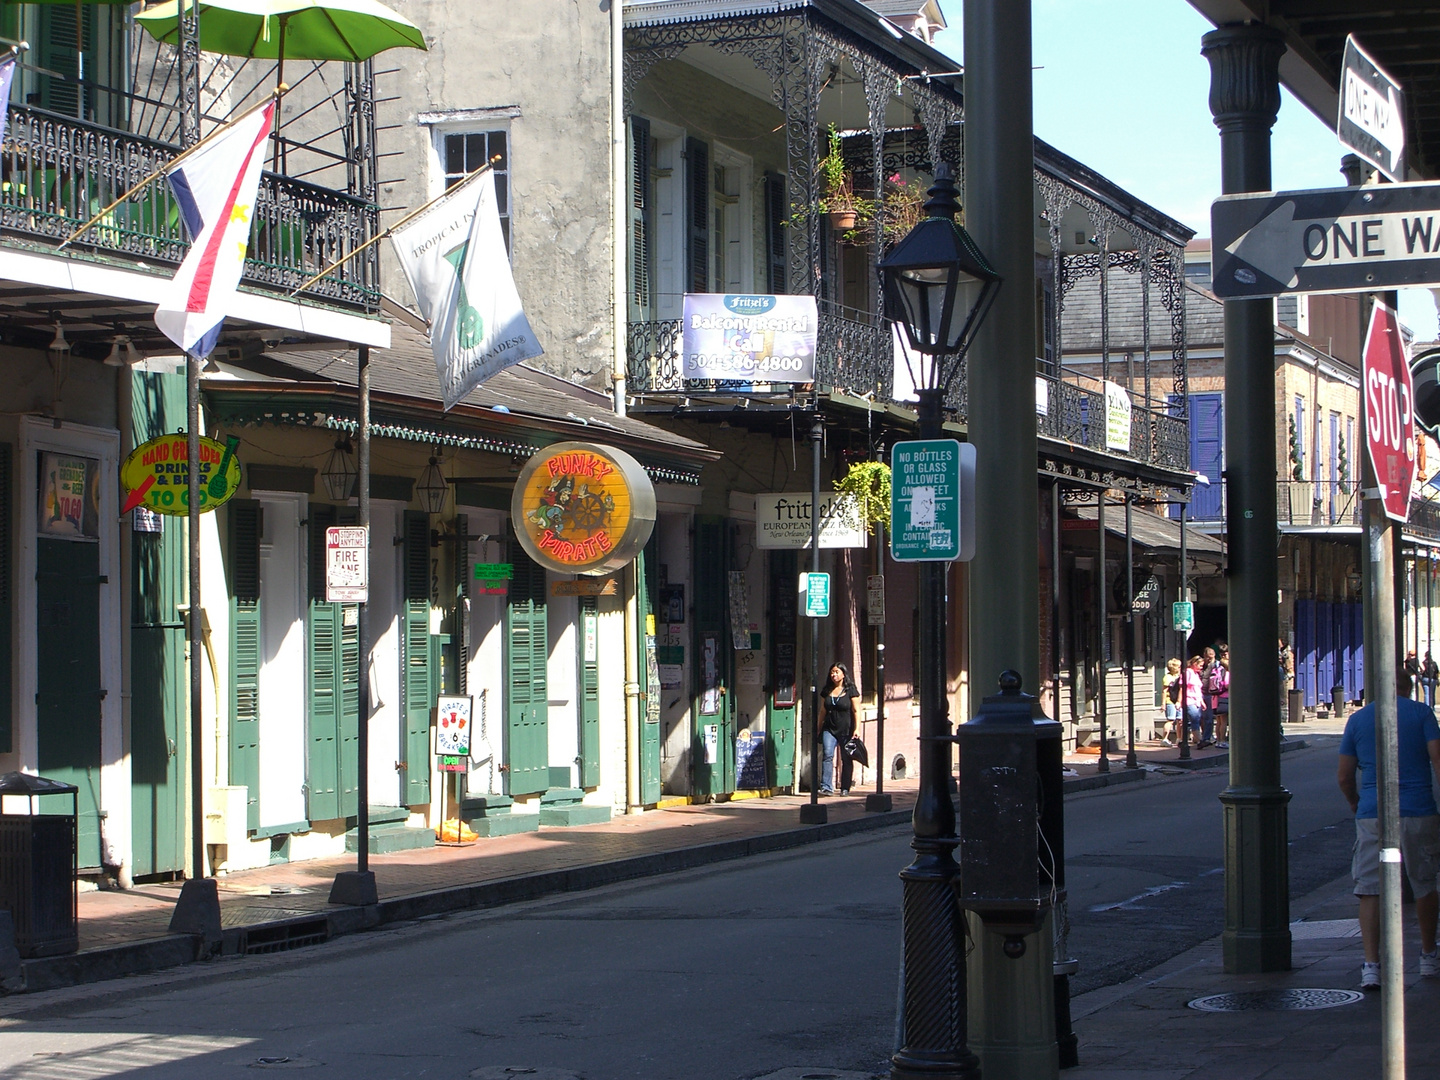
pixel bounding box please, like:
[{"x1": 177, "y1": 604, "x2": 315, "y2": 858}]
[
  {"x1": 0, "y1": 104, "x2": 378, "y2": 311},
  {"x1": 628, "y1": 305, "x2": 1189, "y2": 473},
  {"x1": 627, "y1": 301, "x2": 891, "y2": 400}
]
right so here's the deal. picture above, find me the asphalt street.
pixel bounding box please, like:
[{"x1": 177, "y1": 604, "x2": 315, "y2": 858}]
[{"x1": 0, "y1": 738, "x2": 1352, "y2": 1080}]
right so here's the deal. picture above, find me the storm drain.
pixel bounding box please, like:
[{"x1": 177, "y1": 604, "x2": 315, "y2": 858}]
[
  {"x1": 241, "y1": 916, "x2": 330, "y2": 955},
  {"x1": 1188, "y1": 989, "x2": 1365, "y2": 1012},
  {"x1": 468, "y1": 1069, "x2": 581, "y2": 1080}
]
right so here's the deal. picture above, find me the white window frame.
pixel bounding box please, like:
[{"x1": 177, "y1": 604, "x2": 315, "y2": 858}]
[{"x1": 420, "y1": 108, "x2": 518, "y2": 253}]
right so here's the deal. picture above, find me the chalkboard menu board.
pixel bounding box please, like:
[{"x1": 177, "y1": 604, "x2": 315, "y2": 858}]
[{"x1": 736, "y1": 730, "x2": 768, "y2": 789}]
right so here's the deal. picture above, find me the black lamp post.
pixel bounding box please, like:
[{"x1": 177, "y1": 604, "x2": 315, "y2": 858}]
[{"x1": 878, "y1": 162, "x2": 998, "y2": 1080}]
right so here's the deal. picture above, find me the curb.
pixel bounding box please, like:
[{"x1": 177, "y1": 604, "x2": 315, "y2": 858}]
[
  {"x1": 1160, "y1": 737, "x2": 1309, "y2": 771},
  {"x1": 20, "y1": 774, "x2": 1144, "y2": 994},
  {"x1": 1063, "y1": 767, "x2": 1147, "y2": 793}
]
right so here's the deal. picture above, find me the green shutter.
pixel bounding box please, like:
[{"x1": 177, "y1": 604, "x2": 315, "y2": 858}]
[
  {"x1": 686, "y1": 137, "x2": 710, "y2": 293},
  {"x1": 306, "y1": 505, "x2": 340, "y2": 820},
  {"x1": 764, "y1": 171, "x2": 787, "y2": 294},
  {"x1": 578, "y1": 596, "x2": 600, "y2": 787},
  {"x1": 505, "y1": 534, "x2": 548, "y2": 796},
  {"x1": 339, "y1": 601, "x2": 360, "y2": 818},
  {"x1": 692, "y1": 516, "x2": 733, "y2": 798},
  {"x1": 630, "y1": 116, "x2": 652, "y2": 317},
  {"x1": 228, "y1": 500, "x2": 262, "y2": 831},
  {"x1": 0, "y1": 442, "x2": 11, "y2": 754},
  {"x1": 402, "y1": 510, "x2": 432, "y2": 805},
  {"x1": 636, "y1": 536, "x2": 661, "y2": 805}
]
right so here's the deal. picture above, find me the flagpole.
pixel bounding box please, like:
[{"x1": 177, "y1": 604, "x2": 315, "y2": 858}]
[
  {"x1": 288, "y1": 155, "x2": 502, "y2": 298},
  {"x1": 57, "y1": 83, "x2": 291, "y2": 250}
]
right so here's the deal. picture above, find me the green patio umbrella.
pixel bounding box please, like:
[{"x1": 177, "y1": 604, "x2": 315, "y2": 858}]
[{"x1": 135, "y1": 0, "x2": 427, "y2": 88}]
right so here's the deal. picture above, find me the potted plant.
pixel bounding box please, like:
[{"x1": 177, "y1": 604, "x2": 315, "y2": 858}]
[
  {"x1": 880, "y1": 172, "x2": 930, "y2": 247},
  {"x1": 817, "y1": 125, "x2": 872, "y2": 231}
]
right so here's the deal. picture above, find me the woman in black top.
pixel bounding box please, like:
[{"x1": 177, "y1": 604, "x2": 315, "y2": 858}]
[{"x1": 820, "y1": 662, "x2": 860, "y2": 795}]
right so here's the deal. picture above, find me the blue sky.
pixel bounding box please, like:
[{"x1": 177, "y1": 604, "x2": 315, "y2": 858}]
[{"x1": 930, "y1": 0, "x2": 1439, "y2": 338}]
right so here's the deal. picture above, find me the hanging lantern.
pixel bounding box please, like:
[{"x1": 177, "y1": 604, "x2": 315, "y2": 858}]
[
  {"x1": 416, "y1": 451, "x2": 448, "y2": 515},
  {"x1": 321, "y1": 439, "x2": 357, "y2": 501}
]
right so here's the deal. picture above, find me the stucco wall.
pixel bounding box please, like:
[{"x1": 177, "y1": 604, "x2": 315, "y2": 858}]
[{"x1": 375, "y1": 0, "x2": 615, "y2": 391}]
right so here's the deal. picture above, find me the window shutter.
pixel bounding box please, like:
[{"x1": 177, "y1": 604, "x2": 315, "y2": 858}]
[
  {"x1": 0, "y1": 442, "x2": 11, "y2": 753},
  {"x1": 631, "y1": 117, "x2": 652, "y2": 314},
  {"x1": 228, "y1": 500, "x2": 262, "y2": 830},
  {"x1": 402, "y1": 510, "x2": 432, "y2": 805},
  {"x1": 1189, "y1": 393, "x2": 1223, "y2": 520},
  {"x1": 686, "y1": 137, "x2": 710, "y2": 294},
  {"x1": 764, "y1": 172, "x2": 787, "y2": 295},
  {"x1": 578, "y1": 595, "x2": 600, "y2": 787},
  {"x1": 505, "y1": 532, "x2": 549, "y2": 795},
  {"x1": 339, "y1": 602, "x2": 360, "y2": 818},
  {"x1": 305, "y1": 505, "x2": 339, "y2": 819}
]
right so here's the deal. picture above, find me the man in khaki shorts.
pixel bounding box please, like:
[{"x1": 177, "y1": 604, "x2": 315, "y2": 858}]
[{"x1": 1338, "y1": 668, "x2": 1440, "y2": 990}]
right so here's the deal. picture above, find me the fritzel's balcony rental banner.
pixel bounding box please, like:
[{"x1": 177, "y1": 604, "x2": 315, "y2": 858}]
[{"x1": 681, "y1": 294, "x2": 818, "y2": 383}]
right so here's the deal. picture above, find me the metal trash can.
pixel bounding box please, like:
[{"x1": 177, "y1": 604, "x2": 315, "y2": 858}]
[
  {"x1": 1332, "y1": 684, "x2": 1347, "y2": 720},
  {"x1": 1288, "y1": 689, "x2": 1305, "y2": 727},
  {"x1": 0, "y1": 772, "x2": 78, "y2": 957}
]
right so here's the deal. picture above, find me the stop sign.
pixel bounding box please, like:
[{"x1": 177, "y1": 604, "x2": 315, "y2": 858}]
[{"x1": 1363, "y1": 300, "x2": 1416, "y2": 523}]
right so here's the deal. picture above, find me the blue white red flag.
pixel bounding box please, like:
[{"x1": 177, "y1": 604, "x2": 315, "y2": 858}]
[{"x1": 154, "y1": 102, "x2": 275, "y2": 358}]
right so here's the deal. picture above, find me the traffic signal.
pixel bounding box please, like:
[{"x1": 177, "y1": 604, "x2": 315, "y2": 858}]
[{"x1": 1412, "y1": 348, "x2": 1440, "y2": 437}]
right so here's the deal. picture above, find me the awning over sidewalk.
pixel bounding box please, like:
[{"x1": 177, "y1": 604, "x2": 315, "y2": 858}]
[{"x1": 1070, "y1": 503, "x2": 1225, "y2": 560}]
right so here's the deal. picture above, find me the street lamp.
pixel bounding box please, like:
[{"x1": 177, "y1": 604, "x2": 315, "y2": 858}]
[
  {"x1": 878, "y1": 162, "x2": 998, "y2": 1080},
  {"x1": 416, "y1": 450, "x2": 449, "y2": 516}
]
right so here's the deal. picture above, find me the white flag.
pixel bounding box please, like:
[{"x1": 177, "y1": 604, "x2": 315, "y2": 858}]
[
  {"x1": 390, "y1": 171, "x2": 542, "y2": 409},
  {"x1": 155, "y1": 101, "x2": 275, "y2": 358}
]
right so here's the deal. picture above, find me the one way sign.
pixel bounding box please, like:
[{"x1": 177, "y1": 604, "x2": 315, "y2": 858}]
[
  {"x1": 1211, "y1": 181, "x2": 1440, "y2": 299},
  {"x1": 1338, "y1": 35, "x2": 1406, "y2": 183}
]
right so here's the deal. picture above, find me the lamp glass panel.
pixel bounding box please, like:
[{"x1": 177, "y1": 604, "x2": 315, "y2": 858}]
[{"x1": 321, "y1": 446, "x2": 356, "y2": 502}]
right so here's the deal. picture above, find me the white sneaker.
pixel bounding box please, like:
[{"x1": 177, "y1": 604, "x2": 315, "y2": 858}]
[
  {"x1": 1361, "y1": 961, "x2": 1381, "y2": 990},
  {"x1": 1421, "y1": 951, "x2": 1440, "y2": 978}
]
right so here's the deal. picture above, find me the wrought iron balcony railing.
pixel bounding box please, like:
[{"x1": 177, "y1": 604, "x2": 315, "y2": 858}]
[
  {"x1": 1275, "y1": 480, "x2": 1361, "y2": 528},
  {"x1": 0, "y1": 104, "x2": 379, "y2": 311},
  {"x1": 629, "y1": 308, "x2": 1190, "y2": 473},
  {"x1": 627, "y1": 302, "x2": 892, "y2": 399}
]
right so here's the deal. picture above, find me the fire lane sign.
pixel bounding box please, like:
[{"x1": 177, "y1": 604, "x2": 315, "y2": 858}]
[
  {"x1": 1211, "y1": 181, "x2": 1440, "y2": 299},
  {"x1": 1339, "y1": 35, "x2": 1406, "y2": 183},
  {"x1": 1362, "y1": 300, "x2": 1416, "y2": 523},
  {"x1": 325, "y1": 526, "x2": 369, "y2": 603}
]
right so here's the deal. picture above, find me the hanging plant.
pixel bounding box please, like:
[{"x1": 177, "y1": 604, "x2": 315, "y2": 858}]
[
  {"x1": 787, "y1": 125, "x2": 876, "y2": 234},
  {"x1": 1287, "y1": 415, "x2": 1303, "y2": 481},
  {"x1": 834, "y1": 460, "x2": 891, "y2": 535},
  {"x1": 1337, "y1": 432, "x2": 1350, "y2": 493}
]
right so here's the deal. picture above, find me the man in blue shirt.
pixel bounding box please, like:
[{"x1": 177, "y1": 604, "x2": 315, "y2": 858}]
[{"x1": 1338, "y1": 669, "x2": 1440, "y2": 990}]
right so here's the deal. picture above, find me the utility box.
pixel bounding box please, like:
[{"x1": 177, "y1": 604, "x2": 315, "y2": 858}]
[
  {"x1": 956, "y1": 672, "x2": 1063, "y2": 939},
  {"x1": 0, "y1": 773, "x2": 78, "y2": 958}
]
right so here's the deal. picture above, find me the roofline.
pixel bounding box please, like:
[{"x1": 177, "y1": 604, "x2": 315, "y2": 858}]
[
  {"x1": 1035, "y1": 139, "x2": 1197, "y2": 248},
  {"x1": 204, "y1": 381, "x2": 722, "y2": 469}
]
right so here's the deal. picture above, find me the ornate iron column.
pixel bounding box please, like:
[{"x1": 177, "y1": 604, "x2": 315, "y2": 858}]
[
  {"x1": 1202, "y1": 22, "x2": 1292, "y2": 975},
  {"x1": 178, "y1": 0, "x2": 201, "y2": 147}
]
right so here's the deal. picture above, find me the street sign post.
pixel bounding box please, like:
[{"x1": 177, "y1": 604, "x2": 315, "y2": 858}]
[
  {"x1": 1211, "y1": 181, "x2": 1440, "y2": 298},
  {"x1": 1363, "y1": 300, "x2": 1417, "y2": 523},
  {"x1": 866, "y1": 573, "x2": 885, "y2": 627},
  {"x1": 802, "y1": 572, "x2": 830, "y2": 618},
  {"x1": 889, "y1": 438, "x2": 976, "y2": 562},
  {"x1": 325, "y1": 526, "x2": 368, "y2": 603},
  {"x1": 1338, "y1": 35, "x2": 1406, "y2": 183}
]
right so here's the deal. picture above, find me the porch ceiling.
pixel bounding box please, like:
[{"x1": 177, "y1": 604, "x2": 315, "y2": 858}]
[{"x1": 1188, "y1": 1, "x2": 1440, "y2": 180}]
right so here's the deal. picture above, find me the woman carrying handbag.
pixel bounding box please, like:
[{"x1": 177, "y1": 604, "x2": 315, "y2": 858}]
[{"x1": 820, "y1": 662, "x2": 861, "y2": 795}]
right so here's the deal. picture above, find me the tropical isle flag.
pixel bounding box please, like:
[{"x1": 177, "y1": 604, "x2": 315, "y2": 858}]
[
  {"x1": 390, "y1": 170, "x2": 542, "y2": 410},
  {"x1": 154, "y1": 101, "x2": 276, "y2": 358}
]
